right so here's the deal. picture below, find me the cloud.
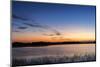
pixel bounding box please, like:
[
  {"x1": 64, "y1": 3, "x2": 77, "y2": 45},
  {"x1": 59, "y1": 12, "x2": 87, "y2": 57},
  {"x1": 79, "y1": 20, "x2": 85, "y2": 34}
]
[
  {"x1": 51, "y1": 36, "x2": 71, "y2": 41},
  {"x1": 12, "y1": 14, "x2": 29, "y2": 21},
  {"x1": 44, "y1": 26, "x2": 61, "y2": 35},
  {"x1": 43, "y1": 34, "x2": 54, "y2": 36},
  {"x1": 51, "y1": 29, "x2": 61, "y2": 35},
  {"x1": 12, "y1": 14, "x2": 62, "y2": 36},
  {"x1": 12, "y1": 30, "x2": 20, "y2": 32},
  {"x1": 18, "y1": 26, "x2": 28, "y2": 29},
  {"x1": 22, "y1": 22, "x2": 46, "y2": 28}
]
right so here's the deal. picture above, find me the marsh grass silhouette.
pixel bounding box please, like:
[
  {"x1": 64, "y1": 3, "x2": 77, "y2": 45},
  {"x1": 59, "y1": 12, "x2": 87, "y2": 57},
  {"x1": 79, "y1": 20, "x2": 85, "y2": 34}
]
[{"x1": 12, "y1": 54, "x2": 96, "y2": 66}]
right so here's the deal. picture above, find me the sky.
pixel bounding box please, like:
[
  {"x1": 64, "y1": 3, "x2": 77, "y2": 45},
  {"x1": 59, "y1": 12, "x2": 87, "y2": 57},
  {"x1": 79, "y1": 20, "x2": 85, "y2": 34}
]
[{"x1": 12, "y1": 1, "x2": 96, "y2": 42}]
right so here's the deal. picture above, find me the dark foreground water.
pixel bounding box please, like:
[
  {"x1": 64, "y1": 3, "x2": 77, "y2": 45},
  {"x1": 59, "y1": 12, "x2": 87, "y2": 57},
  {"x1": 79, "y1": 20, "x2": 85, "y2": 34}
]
[{"x1": 12, "y1": 44, "x2": 96, "y2": 66}]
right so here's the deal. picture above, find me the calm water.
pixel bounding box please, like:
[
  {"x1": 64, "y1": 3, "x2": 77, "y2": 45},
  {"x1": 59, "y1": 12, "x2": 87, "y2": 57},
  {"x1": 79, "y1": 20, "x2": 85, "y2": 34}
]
[{"x1": 12, "y1": 44, "x2": 95, "y2": 58}]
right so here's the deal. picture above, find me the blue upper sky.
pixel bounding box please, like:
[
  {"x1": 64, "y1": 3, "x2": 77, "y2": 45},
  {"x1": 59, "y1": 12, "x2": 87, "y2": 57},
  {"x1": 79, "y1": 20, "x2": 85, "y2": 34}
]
[{"x1": 12, "y1": 1, "x2": 96, "y2": 42}]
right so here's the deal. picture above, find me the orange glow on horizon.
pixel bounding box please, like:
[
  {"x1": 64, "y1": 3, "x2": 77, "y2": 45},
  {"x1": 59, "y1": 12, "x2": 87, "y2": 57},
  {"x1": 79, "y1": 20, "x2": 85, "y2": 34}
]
[{"x1": 12, "y1": 31, "x2": 95, "y2": 43}]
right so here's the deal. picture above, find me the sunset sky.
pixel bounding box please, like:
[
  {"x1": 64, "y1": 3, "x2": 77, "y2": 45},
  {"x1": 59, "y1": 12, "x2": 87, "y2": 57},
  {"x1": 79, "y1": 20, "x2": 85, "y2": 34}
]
[{"x1": 12, "y1": 1, "x2": 96, "y2": 42}]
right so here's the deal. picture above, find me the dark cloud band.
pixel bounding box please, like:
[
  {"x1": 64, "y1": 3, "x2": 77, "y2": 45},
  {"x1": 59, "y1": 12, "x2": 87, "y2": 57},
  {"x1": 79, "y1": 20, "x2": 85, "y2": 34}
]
[{"x1": 12, "y1": 14, "x2": 61, "y2": 36}]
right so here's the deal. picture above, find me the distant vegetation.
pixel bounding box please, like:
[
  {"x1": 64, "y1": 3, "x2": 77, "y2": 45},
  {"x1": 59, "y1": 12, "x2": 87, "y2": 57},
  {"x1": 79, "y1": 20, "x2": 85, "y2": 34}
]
[
  {"x1": 12, "y1": 41, "x2": 96, "y2": 47},
  {"x1": 12, "y1": 54, "x2": 96, "y2": 66}
]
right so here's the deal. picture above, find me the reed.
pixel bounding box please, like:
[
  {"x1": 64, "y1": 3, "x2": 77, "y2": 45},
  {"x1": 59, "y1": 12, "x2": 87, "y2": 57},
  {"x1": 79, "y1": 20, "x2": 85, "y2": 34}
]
[{"x1": 12, "y1": 54, "x2": 96, "y2": 66}]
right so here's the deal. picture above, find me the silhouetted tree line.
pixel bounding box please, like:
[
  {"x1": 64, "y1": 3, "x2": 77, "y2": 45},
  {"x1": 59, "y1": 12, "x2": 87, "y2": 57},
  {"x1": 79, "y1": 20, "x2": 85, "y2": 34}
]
[{"x1": 12, "y1": 41, "x2": 96, "y2": 47}]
